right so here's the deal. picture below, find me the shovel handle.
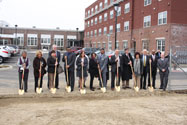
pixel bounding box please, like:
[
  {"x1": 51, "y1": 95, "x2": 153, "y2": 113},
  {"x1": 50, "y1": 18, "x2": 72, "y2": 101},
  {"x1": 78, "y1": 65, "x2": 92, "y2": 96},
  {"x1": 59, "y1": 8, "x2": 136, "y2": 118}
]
[{"x1": 98, "y1": 64, "x2": 104, "y2": 88}]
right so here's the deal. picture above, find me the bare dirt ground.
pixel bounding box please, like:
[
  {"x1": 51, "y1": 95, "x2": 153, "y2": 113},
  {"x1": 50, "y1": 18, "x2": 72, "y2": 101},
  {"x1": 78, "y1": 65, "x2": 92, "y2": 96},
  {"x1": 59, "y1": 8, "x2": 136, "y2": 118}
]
[{"x1": 0, "y1": 90, "x2": 187, "y2": 125}]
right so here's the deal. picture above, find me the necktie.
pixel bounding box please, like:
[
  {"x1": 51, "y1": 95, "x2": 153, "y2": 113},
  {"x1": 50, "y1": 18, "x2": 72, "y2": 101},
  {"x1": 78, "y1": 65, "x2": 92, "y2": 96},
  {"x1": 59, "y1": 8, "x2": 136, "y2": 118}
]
[{"x1": 144, "y1": 56, "x2": 146, "y2": 67}]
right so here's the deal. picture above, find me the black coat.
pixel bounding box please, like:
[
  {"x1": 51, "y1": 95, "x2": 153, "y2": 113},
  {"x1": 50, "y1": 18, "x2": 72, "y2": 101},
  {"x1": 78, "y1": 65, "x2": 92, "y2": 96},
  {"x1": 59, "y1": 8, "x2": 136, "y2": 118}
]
[
  {"x1": 47, "y1": 56, "x2": 57, "y2": 73},
  {"x1": 49, "y1": 50, "x2": 61, "y2": 64},
  {"x1": 89, "y1": 58, "x2": 99, "y2": 77},
  {"x1": 150, "y1": 55, "x2": 158, "y2": 74},
  {"x1": 141, "y1": 55, "x2": 150, "y2": 73},
  {"x1": 121, "y1": 53, "x2": 133, "y2": 80},
  {"x1": 76, "y1": 57, "x2": 88, "y2": 78},
  {"x1": 33, "y1": 57, "x2": 47, "y2": 77}
]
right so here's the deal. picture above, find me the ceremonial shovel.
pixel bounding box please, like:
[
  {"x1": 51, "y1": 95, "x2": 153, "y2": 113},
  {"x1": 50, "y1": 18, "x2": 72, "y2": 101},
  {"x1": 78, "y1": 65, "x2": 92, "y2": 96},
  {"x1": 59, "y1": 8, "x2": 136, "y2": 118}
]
[
  {"x1": 98, "y1": 64, "x2": 106, "y2": 93},
  {"x1": 65, "y1": 57, "x2": 71, "y2": 93},
  {"x1": 148, "y1": 59, "x2": 154, "y2": 92},
  {"x1": 36, "y1": 61, "x2": 42, "y2": 94},
  {"x1": 18, "y1": 68, "x2": 25, "y2": 95},
  {"x1": 80, "y1": 62, "x2": 86, "y2": 94},
  {"x1": 130, "y1": 64, "x2": 139, "y2": 92},
  {"x1": 51, "y1": 58, "x2": 57, "y2": 94},
  {"x1": 115, "y1": 61, "x2": 120, "y2": 92}
]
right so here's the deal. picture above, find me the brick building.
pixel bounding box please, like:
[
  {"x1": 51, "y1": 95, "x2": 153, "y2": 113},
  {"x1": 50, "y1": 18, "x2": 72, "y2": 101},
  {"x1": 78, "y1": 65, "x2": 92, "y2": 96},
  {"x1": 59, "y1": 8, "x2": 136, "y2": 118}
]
[
  {"x1": 0, "y1": 26, "x2": 84, "y2": 50},
  {"x1": 84, "y1": 0, "x2": 187, "y2": 54}
]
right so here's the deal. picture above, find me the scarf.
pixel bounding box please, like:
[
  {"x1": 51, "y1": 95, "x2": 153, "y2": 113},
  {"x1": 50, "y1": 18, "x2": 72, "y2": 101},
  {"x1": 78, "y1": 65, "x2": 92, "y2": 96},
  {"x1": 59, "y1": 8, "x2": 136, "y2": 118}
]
[{"x1": 134, "y1": 59, "x2": 141, "y2": 75}]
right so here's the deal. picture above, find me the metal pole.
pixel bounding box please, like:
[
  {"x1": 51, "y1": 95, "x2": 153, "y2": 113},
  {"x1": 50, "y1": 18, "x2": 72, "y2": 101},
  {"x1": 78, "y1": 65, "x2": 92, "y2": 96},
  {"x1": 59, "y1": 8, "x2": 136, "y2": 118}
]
[
  {"x1": 15, "y1": 25, "x2": 18, "y2": 45},
  {"x1": 114, "y1": 8, "x2": 117, "y2": 50},
  {"x1": 168, "y1": 46, "x2": 172, "y2": 90}
]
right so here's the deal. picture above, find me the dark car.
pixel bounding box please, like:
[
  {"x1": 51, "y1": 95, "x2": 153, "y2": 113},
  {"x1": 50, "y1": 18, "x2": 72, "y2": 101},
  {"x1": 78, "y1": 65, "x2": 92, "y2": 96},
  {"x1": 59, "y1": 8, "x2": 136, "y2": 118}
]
[
  {"x1": 70, "y1": 47, "x2": 82, "y2": 54},
  {"x1": 77, "y1": 47, "x2": 99, "y2": 56}
]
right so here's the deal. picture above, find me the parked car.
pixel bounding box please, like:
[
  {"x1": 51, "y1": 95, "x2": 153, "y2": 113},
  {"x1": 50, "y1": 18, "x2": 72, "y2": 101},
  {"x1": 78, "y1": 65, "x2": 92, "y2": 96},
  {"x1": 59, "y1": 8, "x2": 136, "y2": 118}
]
[
  {"x1": 7, "y1": 45, "x2": 20, "y2": 55},
  {"x1": 0, "y1": 46, "x2": 11, "y2": 64},
  {"x1": 77, "y1": 47, "x2": 99, "y2": 56},
  {"x1": 71, "y1": 47, "x2": 82, "y2": 52},
  {"x1": 5, "y1": 46, "x2": 16, "y2": 56},
  {"x1": 106, "y1": 51, "x2": 115, "y2": 58}
]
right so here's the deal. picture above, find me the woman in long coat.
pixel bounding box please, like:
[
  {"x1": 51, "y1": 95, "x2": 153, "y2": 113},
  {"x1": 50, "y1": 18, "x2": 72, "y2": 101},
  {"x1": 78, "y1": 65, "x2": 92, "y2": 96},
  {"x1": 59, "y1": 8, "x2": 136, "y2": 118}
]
[
  {"x1": 76, "y1": 51, "x2": 88, "y2": 90},
  {"x1": 121, "y1": 48, "x2": 133, "y2": 89},
  {"x1": 33, "y1": 51, "x2": 47, "y2": 92}
]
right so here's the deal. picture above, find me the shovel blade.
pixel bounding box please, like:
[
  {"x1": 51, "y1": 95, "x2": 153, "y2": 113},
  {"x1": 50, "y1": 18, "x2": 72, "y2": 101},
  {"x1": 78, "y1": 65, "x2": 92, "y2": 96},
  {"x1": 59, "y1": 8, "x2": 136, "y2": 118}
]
[
  {"x1": 18, "y1": 89, "x2": 24, "y2": 95},
  {"x1": 65, "y1": 86, "x2": 71, "y2": 93},
  {"x1": 80, "y1": 89, "x2": 86, "y2": 94},
  {"x1": 134, "y1": 87, "x2": 140, "y2": 92},
  {"x1": 148, "y1": 87, "x2": 154, "y2": 92},
  {"x1": 50, "y1": 88, "x2": 56, "y2": 94},
  {"x1": 115, "y1": 86, "x2": 120, "y2": 92},
  {"x1": 36, "y1": 88, "x2": 42, "y2": 94},
  {"x1": 101, "y1": 87, "x2": 106, "y2": 93}
]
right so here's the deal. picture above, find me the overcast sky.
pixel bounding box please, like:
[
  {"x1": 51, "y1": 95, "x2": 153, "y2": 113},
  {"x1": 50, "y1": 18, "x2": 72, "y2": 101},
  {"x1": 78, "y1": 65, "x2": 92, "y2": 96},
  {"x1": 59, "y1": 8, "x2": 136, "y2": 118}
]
[{"x1": 0, "y1": 0, "x2": 95, "y2": 30}]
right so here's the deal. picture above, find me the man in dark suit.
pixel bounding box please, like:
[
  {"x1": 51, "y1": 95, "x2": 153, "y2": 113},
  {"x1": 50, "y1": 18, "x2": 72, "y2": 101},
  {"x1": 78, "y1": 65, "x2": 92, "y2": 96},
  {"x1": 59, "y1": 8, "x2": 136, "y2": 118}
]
[
  {"x1": 157, "y1": 52, "x2": 169, "y2": 91},
  {"x1": 97, "y1": 48, "x2": 108, "y2": 88},
  {"x1": 110, "y1": 50, "x2": 121, "y2": 91},
  {"x1": 48, "y1": 44, "x2": 61, "y2": 89},
  {"x1": 121, "y1": 48, "x2": 133, "y2": 89},
  {"x1": 156, "y1": 50, "x2": 161, "y2": 59},
  {"x1": 62, "y1": 47, "x2": 76, "y2": 92},
  {"x1": 140, "y1": 49, "x2": 150, "y2": 89},
  {"x1": 148, "y1": 50, "x2": 158, "y2": 89}
]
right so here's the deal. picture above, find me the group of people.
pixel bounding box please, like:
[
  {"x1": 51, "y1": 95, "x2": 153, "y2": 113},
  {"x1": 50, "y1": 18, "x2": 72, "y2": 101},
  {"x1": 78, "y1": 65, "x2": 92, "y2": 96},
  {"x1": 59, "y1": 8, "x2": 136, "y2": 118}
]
[{"x1": 17, "y1": 44, "x2": 170, "y2": 93}]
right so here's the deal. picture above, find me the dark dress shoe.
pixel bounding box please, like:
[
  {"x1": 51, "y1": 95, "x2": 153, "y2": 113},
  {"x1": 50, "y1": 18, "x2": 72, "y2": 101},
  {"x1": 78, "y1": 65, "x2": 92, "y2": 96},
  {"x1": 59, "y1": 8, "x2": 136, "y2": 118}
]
[
  {"x1": 90, "y1": 88, "x2": 95, "y2": 91},
  {"x1": 111, "y1": 88, "x2": 115, "y2": 91}
]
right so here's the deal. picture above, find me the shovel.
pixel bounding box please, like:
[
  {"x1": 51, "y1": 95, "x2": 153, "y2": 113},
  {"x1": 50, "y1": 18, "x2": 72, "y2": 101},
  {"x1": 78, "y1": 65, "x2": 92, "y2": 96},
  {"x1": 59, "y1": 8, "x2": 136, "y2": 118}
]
[
  {"x1": 65, "y1": 56, "x2": 71, "y2": 93},
  {"x1": 98, "y1": 64, "x2": 106, "y2": 93},
  {"x1": 80, "y1": 62, "x2": 86, "y2": 94},
  {"x1": 36, "y1": 61, "x2": 42, "y2": 94},
  {"x1": 18, "y1": 68, "x2": 25, "y2": 95},
  {"x1": 148, "y1": 59, "x2": 154, "y2": 92},
  {"x1": 51, "y1": 58, "x2": 57, "y2": 94},
  {"x1": 115, "y1": 61, "x2": 120, "y2": 92},
  {"x1": 130, "y1": 64, "x2": 139, "y2": 92}
]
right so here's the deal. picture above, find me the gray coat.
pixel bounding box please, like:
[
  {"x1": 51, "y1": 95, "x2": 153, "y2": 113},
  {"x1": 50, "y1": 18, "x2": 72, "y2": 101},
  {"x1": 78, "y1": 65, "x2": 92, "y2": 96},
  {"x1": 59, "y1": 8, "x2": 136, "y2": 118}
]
[
  {"x1": 157, "y1": 58, "x2": 169, "y2": 74},
  {"x1": 98, "y1": 54, "x2": 108, "y2": 73}
]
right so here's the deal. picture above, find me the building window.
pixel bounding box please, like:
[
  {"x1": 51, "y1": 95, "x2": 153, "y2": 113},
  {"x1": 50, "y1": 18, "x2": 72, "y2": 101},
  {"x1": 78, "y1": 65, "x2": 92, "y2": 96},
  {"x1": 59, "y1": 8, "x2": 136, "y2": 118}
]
[
  {"x1": 108, "y1": 41, "x2": 112, "y2": 50},
  {"x1": 117, "y1": 23, "x2": 120, "y2": 32},
  {"x1": 103, "y1": 42, "x2": 106, "y2": 48},
  {"x1": 158, "y1": 11, "x2": 167, "y2": 25},
  {"x1": 157, "y1": 39, "x2": 165, "y2": 52},
  {"x1": 88, "y1": 10, "x2": 90, "y2": 16},
  {"x1": 110, "y1": 10, "x2": 114, "y2": 19},
  {"x1": 104, "y1": 0, "x2": 108, "y2": 7},
  {"x1": 99, "y1": 28, "x2": 102, "y2": 36},
  {"x1": 93, "y1": 42, "x2": 96, "y2": 48},
  {"x1": 144, "y1": 0, "x2": 152, "y2": 6},
  {"x1": 95, "y1": 30, "x2": 97, "y2": 36},
  {"x1": 14, "y1": 33, "x2": 24, "y2": 46},
  {"x1": 27, "y1": 34, "x2": 37, "y2": 46},
  {"x1": 87, "y1": 32, "x2": 89, "y2": 38},
  {"x1": 91, "y1": 31, "x2": 93, "y2": 37},
  {"x1": 142, "y1": 39, "x2": 149, "y2": 50},
  {"x1": 109, "y1": 25, "x2": 113, "y2": 34},
  {"x1": 104, "y1": 27, "x2": 107, "y2": 35},
  {"x1": 117, "y1": 7, "x2": 121, "y2": 16},
  {"x1": 91, "y1": 19, "x2": 93, "y2": 26},
  {"x1": 99, "y1": 2, "x2": 103, "y2": 10},
  {"x1": 123, "y1": 40, "x2": 128, "y2": 49},
  {"x1": 95, "y1": 5, "x2": 98, "y2": 12},
  {"x1": 99, "y1": 15, "x2": 102, "y2": 23},
  {"x1": 97, "y1": 42, "x2": 101, "y2": 48},
  {"x1": 110, "y1": 0, "x2": 113, "y2": 4},
  {"x1": 124, "y1": 2, "x2": 130, "y2": 14},
  {"x1": 124, "y1": 21, "x2": 129, "y2": 31},
  {"x1": 88, "y1": 21, "x2": 90, "y2": 27},
  {"x1": 116, "y1": 41, "x2": 119, "y2": 49},
  {"x1": 144, "y1": 15, "x2": 151, "y2": 28},
  {"x1": 91, "y1": 8, "x2": 94, "y2": 15},
  {"x1": 95, "y1": 17, "x2": 98, "y2": 25},
  {"x1": 54, "y1": 35, "x2": 64, "y2": 47},
  {"x1": 104, "y1": 13, "x2": 108, "y2": 21}
]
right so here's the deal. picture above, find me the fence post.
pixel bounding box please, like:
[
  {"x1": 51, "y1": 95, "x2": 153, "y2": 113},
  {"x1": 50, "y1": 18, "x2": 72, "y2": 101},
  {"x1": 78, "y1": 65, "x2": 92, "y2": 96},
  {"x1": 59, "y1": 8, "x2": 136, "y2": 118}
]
[{"x1": 168, "y1": 46, "x2": 172, "y2": 91}]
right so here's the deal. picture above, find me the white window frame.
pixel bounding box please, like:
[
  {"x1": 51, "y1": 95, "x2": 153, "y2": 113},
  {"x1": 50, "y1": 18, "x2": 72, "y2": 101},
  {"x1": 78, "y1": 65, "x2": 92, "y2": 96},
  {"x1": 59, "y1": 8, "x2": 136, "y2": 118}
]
[
  {"x1": 99, "y1": 2, "x2": 103, "y2": 10},
  {"x1": 91, "y1": 8, "x2": 94, "y2": 15},
  {"x1": 110, "y1": 10, "x2": 114, "y2": 19},
  {"x1": 104, "y1": 0, "x2": 108, "y2": 8},
  {"x1": 97, "y1": 42, "x2": 101, "y2": 48},
  {"x1": 124, "y1": 2, "x2": 130, "y2": 14},
  {"x1": 88, "y1": 21, "x2": 90, "y2": 27},
  {"x1": 94, "y1": 29, "x2": 97, "y2": 36},
  {"x1": 117, "y1": 23, "x2": 120, "y2": 32},
  {"x1": 144, "y1": 0, "x2": 152, "y2": 6},
  {"x1": 54, "y1": 35, "x2": 64, "y2": 47},
  {"x1": 99, "y1": 28, "x2": 102, "y2": 36},
  {"x1": 91, "y1": 31, "x2": 93, "y2": 37},
  {"x1": 95, "y1": 17, "x2": 98, "y2": 25},
  {"x1": 109, "y1": 25, "x2": 113, "y2": 34},
  {"x1": 102, "y1": 42, "x2": 106, "y2": 48},
  {"x1": 95, "y1": 5, "x2": 98, "y2": 12},
  {"x1": 158, "y1": 11, "x2": 167, "y2": 25},
  {"x1": 27, "y1": 34, "x2": 38, "y2": 46},
  {"x1": 99, "y1": 15, "x2": 102, "y2": 23},
  {"x1": 142, "y1": 39, "x2": 149, "y2": 51},
  {"x1": 91, "y1": 19, "x2": 93, "y2": 26},
  {"x1": 108, "y1": 41, "x2": 112, "y2": 50},
  {"x1": 104, "y1": 27, "x2": 107, "y2": 35},
  {"x1": 144, "y1": 15, "x2": 151, "y2": 28},
  {"x1": 117, "y1": 7, "x2": 121, "y2": 16},
  {"x1": 156, "y1": 38, "x2": 165, "y2": 52},
  {"x1": 123, "y1": 40, "x2": 128, "y2": 49},
  {"x1": 124, "y1": 21, "x2": 129, "y2": 31},
  {"x1": 104, "y1": 13, "x2": 108, "y2": 21}
]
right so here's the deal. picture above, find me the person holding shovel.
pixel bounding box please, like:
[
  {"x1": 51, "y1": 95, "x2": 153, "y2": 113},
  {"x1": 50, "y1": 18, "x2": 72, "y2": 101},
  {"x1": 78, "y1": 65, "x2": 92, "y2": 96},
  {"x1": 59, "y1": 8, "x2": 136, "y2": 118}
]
[
  {"x1": 76, "y1": 51, "x2": 88, "y2": 91},
  {"x1": 17, "y1": 51, "x2": 30, "y2": 93},
  {"x1": 33, "y1": 50, "x2": 47, "y2": 92},
  {"x1": 47, "y1": 50, "x2": 58, "y2": 90}
]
